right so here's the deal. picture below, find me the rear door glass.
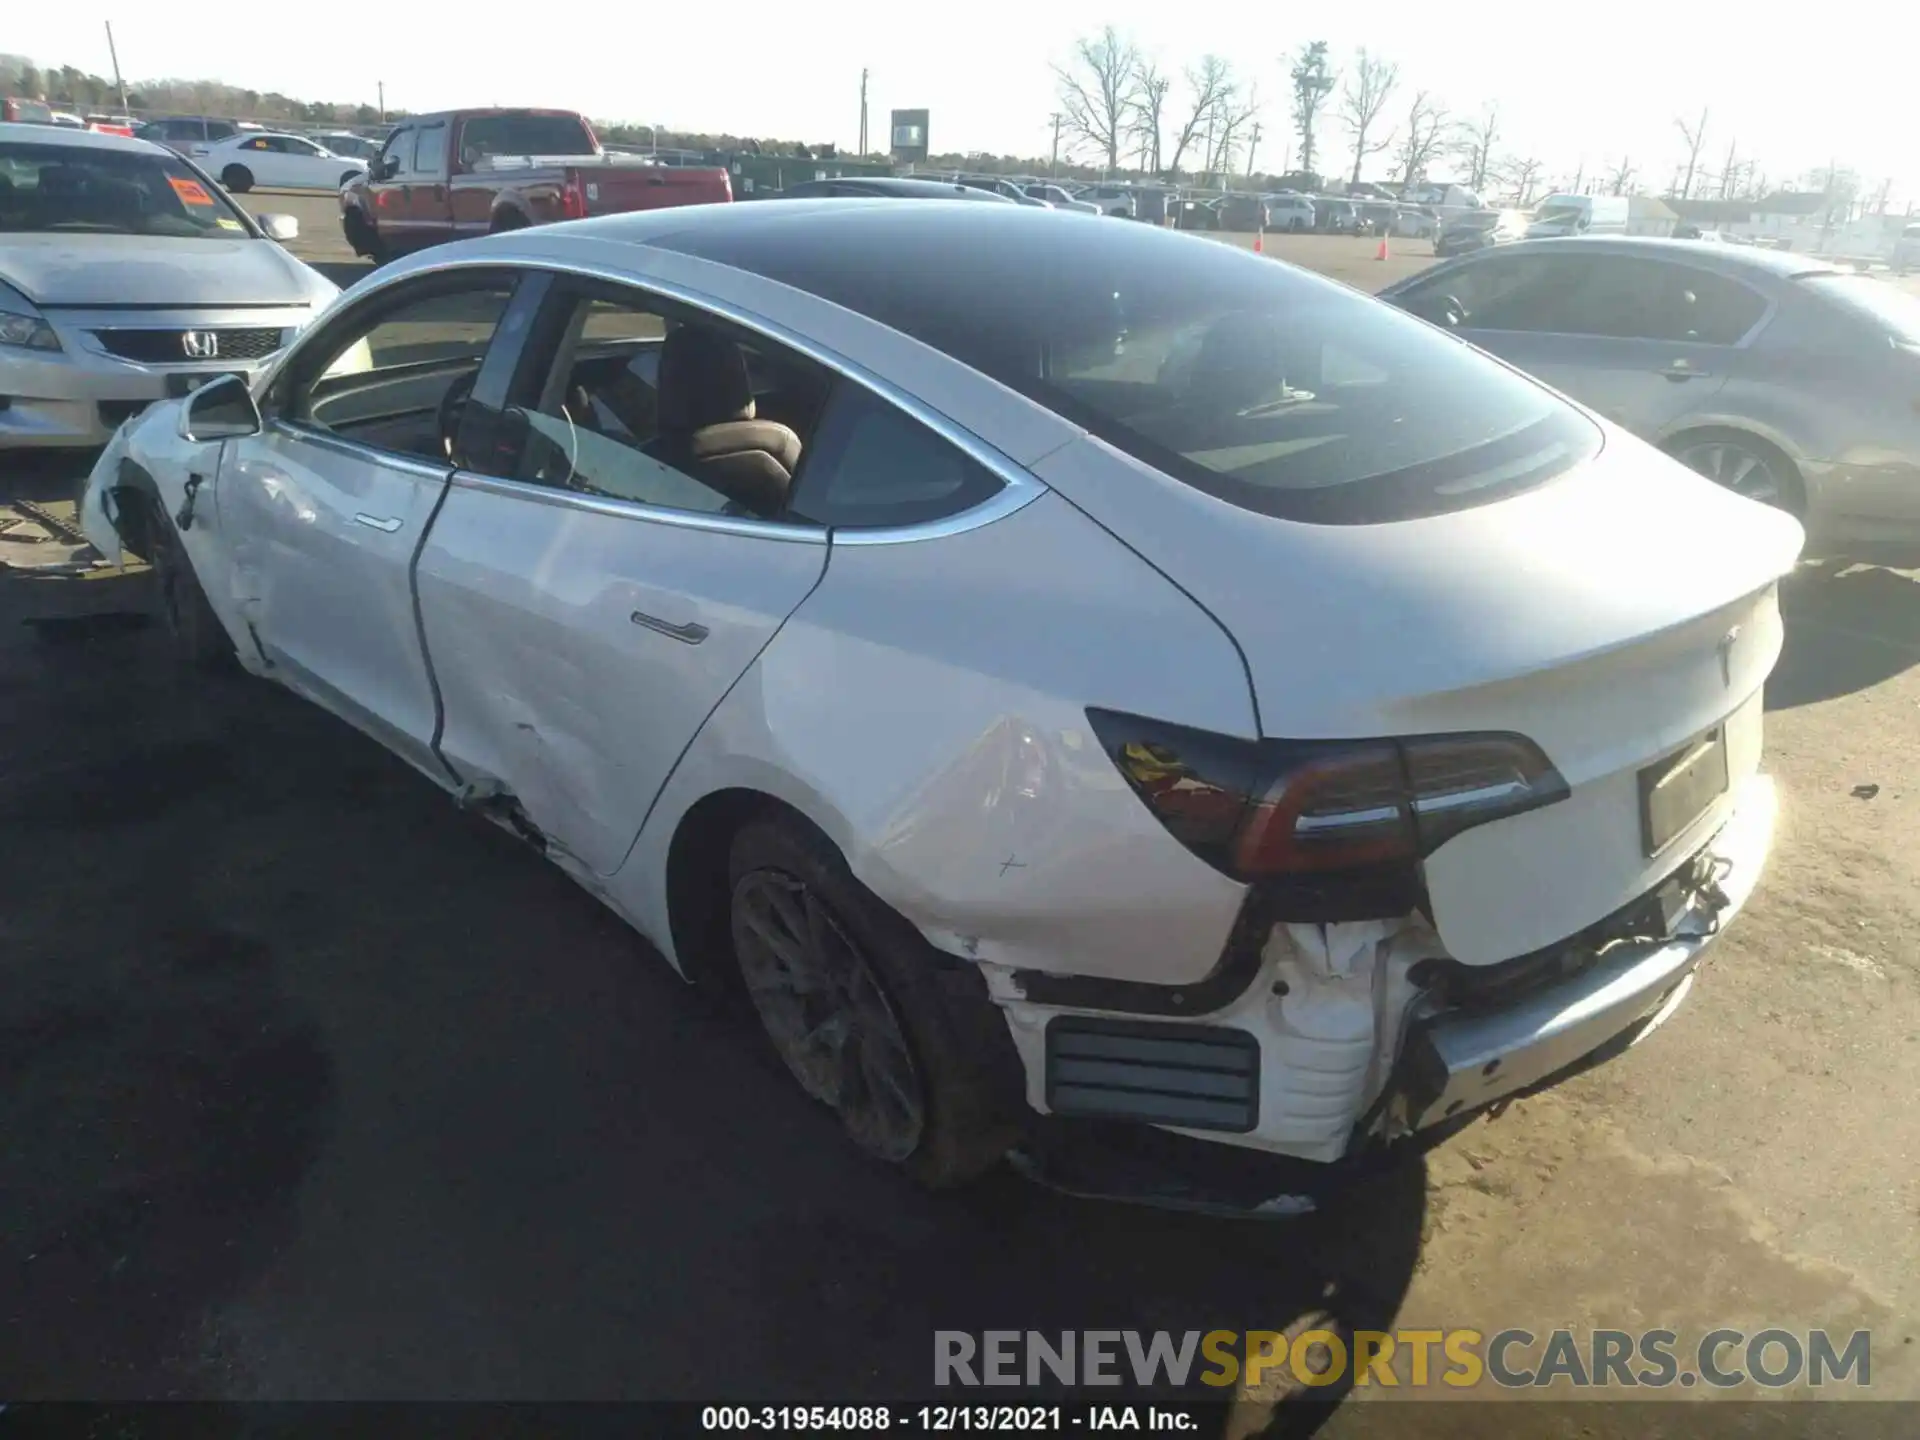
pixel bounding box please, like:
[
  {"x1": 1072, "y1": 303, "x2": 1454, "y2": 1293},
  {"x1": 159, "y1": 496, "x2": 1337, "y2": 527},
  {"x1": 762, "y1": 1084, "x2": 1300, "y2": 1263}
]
[{"x1": 660, "y1": 211, "x2": 1598, "y2": 524}]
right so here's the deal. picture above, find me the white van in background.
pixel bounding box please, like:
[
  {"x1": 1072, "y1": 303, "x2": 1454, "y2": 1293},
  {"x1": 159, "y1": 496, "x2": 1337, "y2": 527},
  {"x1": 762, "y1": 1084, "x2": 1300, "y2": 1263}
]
[
  {"x1": 1894, "y1": 222, "x2": 1920, "y2": 274},
  {"x1": 1527, "y1": 193, "x2": 1629, "y2": 238}
]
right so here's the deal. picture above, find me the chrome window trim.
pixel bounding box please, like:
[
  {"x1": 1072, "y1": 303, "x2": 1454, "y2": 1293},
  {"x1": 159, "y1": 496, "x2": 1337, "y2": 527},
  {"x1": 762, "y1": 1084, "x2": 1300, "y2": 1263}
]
[
  {"x1": 265, "y1": 417, "x2": 452, "y2": 482},
  {"x1": 448, "y1": 468, "x2": 830, "y2": 545},
  {"x1": 290, "y1": 249, "x2": 1049, "y2": 545}
]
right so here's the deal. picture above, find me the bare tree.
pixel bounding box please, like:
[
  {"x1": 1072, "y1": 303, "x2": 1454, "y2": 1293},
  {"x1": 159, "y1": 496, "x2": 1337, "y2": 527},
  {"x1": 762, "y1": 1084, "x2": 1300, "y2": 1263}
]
[
  {"x1": 1053, "y1": 27, "x2": 1141, "y2": 171},
  {"x1": 1455, "y1": 104, "x2": 1499, "y2": 193},
  {"x1": 1674, "y1": 107, "x2": 1709, "y2": 200},
  {"x1": 1208, "y1": 84, "x2": 1261, "y2": 177},
  {"x1": 1392, "y1": 90, "x2": 1450, "y2": 190},
  {"x1": 1338, "y1": 49, "x2": 1398, "y2": 185},
  {"x1": 1713, "y1": 137, "x2": 1739, "y2": 199},
  {"x1": 1289, "y1": 41, "x2": 1337, "y2": 179},
  {"x1": 1501, "y1": 155, "x2": 1545, "y2": 205},
  {"x1": 1166, "y1": 55, "x2": 1234, "y2": 177},
  {"x1": 1130, "y1": 58, "x2": 1169, "y2": 175},
  {"x1": 1605, "y1": 156, "x2": 1637, "y2": 195}
]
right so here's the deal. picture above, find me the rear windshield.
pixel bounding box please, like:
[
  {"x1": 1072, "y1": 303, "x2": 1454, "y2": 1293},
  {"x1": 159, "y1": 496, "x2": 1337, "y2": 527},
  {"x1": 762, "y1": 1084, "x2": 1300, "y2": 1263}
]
[
  {"x1": 666, "y1": 210, "x2": 1596, "y2": 523},
  {"x1": 1803, "y1": 273, "x2": 1920, "y2": 345},
  {"x1": 459, "y1": 113, "x2": 595, "y2": 160},
  {"x1": 0, "y1": 141, "x2": 251, "y2": 238}
]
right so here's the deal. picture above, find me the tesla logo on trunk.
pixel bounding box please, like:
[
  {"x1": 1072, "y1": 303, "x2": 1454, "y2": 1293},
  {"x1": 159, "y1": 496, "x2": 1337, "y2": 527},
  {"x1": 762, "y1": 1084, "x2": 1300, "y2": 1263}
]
[
  {"x1": 1717, "y1": 626, "x2": 1742, "y2": 687},
  {"x1": 181, "y1": 330, "x2": 220, "y2": 360}
]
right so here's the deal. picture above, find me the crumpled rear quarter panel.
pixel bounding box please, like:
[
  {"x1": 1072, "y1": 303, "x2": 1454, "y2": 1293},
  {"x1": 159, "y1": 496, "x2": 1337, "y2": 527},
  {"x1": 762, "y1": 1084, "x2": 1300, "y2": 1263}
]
[{"x1": 620, "y1": 491, "x2": 1258, "y2": 986}]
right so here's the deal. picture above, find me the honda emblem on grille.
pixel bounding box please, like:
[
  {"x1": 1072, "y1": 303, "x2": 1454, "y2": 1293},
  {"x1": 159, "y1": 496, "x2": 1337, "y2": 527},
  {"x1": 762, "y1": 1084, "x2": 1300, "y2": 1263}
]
[
  {"x1": 181, "y1": 330, "x2": 219, "y2": 360},
  {"x1": 1717, "y1": 625, "x2": 1742, "y2": 687}
]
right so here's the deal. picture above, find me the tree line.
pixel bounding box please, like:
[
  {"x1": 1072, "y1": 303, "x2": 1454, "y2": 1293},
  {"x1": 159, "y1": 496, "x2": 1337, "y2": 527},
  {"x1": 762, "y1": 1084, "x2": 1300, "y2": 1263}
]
[{"x1": 1050, "y1": 28, "x2": 1891, "y2": 213}]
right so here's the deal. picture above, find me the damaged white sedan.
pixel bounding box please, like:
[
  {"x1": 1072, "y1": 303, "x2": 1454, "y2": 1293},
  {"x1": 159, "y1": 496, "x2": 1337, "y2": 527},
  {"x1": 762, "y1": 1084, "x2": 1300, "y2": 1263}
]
[{"x1": 82, "y1": 201, "x2": 1800, "y2": 1210}]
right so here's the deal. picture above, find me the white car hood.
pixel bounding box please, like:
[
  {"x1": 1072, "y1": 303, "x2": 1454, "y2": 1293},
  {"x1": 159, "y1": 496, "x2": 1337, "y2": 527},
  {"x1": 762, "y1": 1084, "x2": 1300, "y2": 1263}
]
[{"x1": 1, "y1": 233, "x2": 321, "y2": 309}]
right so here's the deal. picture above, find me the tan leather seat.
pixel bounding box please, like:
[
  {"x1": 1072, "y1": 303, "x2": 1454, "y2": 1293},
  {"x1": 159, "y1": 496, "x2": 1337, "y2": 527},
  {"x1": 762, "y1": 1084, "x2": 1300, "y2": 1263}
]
[{"x1": 649, "y1": 327, "x2": 802, "y2": 517}]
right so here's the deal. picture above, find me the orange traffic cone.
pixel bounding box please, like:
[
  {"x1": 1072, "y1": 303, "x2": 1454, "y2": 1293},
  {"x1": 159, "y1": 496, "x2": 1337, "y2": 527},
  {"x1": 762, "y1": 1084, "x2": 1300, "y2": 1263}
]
[
  {"x1": 1254, "y1": 229, "x2": 1264, "y2": 254},
  {"x1": 1376, "y1": 233, "x2": 1391, "y2": 261}
]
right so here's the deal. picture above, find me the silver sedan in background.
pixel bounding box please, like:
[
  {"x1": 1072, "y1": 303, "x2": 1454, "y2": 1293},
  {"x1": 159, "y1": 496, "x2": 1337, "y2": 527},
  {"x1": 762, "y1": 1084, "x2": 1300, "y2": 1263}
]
[
  {"x1": 0, "y1": 123, "x2": 340, "y2": 449},
  {"x1": 1380, "y1": 237, "x2": 1920, "y2": 561}
]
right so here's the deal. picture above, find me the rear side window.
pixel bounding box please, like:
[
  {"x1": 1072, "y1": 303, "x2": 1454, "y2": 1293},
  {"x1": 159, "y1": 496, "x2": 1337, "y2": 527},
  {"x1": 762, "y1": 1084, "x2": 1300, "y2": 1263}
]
[
  {"x1": 457, "y1": 113, "x2": 595, "y2": 164},
  {"x1": 1398, "y1": 253, "x2": 1765, "y2": 344},
  {"x1": 664, "y1": 211, "x2": 1594, "y2": 524},
  {"x1": 788, "y1": 382, "x2": 1003, "y2": 528}
]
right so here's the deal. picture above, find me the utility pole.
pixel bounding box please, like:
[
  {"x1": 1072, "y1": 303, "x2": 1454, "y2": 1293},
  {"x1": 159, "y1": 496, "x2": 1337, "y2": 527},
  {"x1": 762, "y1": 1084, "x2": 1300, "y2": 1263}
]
[
  {"x1": 377, "y1": 81, "x2": 385, "y2": 123},
  {"x1": 1244, "y1": 121, "x2": 1261, "y2": 177},
  {"x1": 858, "y1": 69, "x2": 868, "y2": 156},
  {"x1": 1049, "y1": 112, "x2": 1062, "y2": 176},
  {"x1": 1718, "y1": 137, "x2": 1737, "y2": 200},
  {"x1": 103, "y1": 22, "x2": 129, "y2": 118}
]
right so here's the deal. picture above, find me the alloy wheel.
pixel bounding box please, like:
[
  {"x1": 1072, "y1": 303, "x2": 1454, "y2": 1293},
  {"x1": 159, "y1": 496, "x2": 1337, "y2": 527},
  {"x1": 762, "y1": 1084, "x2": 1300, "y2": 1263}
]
[
  {"x1": 731, "y1": 869, "x2": 926, "y2": 1162},
  {"x1": 1674, "y1": 439, "x2": 1781, "y2": 507}
]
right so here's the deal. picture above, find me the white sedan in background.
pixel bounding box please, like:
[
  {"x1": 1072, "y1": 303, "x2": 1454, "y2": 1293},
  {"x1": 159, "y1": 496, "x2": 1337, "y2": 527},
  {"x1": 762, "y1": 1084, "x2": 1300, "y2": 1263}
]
[
  {"x1": 82, "y1": 202, "x2": 1795, "y2": 1211},
  {"x1": 194, "y1": 132, "x2": 366, "y2": 193},
  {"x1": 0, "y1": 123, "x2": 339, "y2": 449}
]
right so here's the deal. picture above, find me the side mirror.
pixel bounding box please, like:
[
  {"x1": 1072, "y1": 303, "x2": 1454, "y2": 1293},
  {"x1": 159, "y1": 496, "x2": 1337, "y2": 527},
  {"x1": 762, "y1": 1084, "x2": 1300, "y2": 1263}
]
[
  {"x1": 258, "y1": 213, "x2": 299, "y2": 241},
  {"x1": 178, "y1": 374, "x2": 263, "y2": 443}
]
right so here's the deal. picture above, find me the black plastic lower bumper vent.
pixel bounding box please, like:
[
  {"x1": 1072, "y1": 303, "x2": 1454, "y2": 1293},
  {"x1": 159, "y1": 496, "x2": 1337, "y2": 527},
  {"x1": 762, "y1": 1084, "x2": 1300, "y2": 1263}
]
[{"x1": 1045, "y1": 1017, "x2": 1260, "y2": 1133}]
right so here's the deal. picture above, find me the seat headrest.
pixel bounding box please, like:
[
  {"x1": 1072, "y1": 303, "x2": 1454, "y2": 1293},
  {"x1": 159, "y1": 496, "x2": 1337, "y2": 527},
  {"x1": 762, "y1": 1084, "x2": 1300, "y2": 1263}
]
[{"x1": 656, "y1": 326, "x2": 756, "y2": 431}]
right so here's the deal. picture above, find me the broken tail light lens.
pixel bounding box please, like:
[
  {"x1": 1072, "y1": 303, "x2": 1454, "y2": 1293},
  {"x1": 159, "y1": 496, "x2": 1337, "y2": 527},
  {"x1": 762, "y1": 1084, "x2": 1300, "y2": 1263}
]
[{"x1": 1089, "y1": 710, "x2": 1569, "y2": 894}]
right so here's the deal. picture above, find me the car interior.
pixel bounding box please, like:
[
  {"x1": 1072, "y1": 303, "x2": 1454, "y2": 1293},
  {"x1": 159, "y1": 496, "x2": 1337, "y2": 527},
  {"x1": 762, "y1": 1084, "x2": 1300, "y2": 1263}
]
[{"x1": 510, "y1": 301, "x2": 830, "y2": 518}]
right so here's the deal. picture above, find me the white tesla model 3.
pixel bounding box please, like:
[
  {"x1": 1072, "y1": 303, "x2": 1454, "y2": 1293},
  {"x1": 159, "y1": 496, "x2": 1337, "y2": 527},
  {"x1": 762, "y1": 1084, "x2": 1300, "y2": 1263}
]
[{"x1": 82, "y1": 201, "x2": 1800, "y2": 1208}]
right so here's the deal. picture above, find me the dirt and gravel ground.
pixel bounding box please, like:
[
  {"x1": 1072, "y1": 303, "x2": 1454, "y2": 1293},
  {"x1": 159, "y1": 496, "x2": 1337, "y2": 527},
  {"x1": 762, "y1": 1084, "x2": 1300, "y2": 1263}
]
[{"x1": 2, "y1": 192, "x2": 1916, "y2": 1424}]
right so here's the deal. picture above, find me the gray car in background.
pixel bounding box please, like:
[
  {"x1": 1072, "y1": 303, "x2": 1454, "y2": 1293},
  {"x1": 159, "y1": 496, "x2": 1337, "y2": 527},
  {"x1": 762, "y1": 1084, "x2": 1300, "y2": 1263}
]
[
  {"x1": 0, "y1": 124, "x2": 340, "y2": 448},
  {"x1": 1380, "y1": 237, "x2": 1920, "y2": 559}
]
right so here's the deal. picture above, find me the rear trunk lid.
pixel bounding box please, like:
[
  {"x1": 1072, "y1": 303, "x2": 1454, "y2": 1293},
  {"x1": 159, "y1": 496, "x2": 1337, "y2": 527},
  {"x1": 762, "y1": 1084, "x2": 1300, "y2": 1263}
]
[{"x1": 1035, "y1": 428, "x2": 1803, "y2": 965}]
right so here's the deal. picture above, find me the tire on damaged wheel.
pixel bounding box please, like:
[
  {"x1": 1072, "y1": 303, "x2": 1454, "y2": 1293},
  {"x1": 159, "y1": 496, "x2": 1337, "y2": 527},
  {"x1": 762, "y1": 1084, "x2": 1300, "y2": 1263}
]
[
  {"x1": 727, "y1": 816, "x2": 1023, "y2": 1188},
  {"x1": 135, "y1": 494, "x2": 235, "y2": 672}
]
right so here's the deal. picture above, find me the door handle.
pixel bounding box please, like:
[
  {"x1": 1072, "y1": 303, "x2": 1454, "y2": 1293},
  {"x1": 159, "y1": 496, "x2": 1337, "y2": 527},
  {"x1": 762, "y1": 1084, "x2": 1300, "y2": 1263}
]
[
  {"x1": 353, "y1": 513, "x2": 404, "y2": 533},
  {"x1": 1660, "y1": 362, "x2": 1710, "y2": 382},
  {"x1": 630, "y1": 610, "x2": 708, "y2": 645}
]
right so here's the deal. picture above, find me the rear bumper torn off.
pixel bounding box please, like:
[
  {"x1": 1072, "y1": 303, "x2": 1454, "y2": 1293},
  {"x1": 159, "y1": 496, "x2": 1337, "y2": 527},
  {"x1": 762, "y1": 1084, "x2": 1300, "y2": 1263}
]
[{"x1": 1386, "y1": 770, "x2": 1776, "y2": 1134}]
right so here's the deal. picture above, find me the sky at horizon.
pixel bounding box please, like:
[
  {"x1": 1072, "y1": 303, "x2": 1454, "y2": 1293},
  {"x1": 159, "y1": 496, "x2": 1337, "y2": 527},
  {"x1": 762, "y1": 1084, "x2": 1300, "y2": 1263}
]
[{"x1": 9, "y1": 7, "x2": 1916, "y2": 202}]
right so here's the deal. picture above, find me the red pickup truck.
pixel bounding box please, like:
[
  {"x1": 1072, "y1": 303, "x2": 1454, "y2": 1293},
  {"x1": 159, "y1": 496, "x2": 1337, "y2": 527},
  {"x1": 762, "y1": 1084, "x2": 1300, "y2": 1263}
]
[{"x1": 340, "y1": 108, "x2": 730, "y2": 260}]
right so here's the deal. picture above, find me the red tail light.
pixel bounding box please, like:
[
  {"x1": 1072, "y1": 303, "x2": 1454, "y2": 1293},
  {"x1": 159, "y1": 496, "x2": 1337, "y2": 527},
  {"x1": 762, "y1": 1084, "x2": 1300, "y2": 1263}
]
[
  {"x1": 560, "y1": 174, "x2": 587, "y2": 220},
  {"x1": 1090, "y1": 710, "x2": 1569, "y2": 917}
]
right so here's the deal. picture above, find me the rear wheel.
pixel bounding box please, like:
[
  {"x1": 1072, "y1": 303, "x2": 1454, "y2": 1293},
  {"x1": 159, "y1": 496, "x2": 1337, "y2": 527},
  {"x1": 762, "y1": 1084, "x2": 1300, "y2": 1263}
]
[
  {"x1": 1667, "y1": 429, "x2": 1805, "y2": 516},
  {"x1": 489, "y1": 210, "x2": 529, "y2": 234},
  {"x1": 221, "y1": 164, "x2": 253, "y2": 194},
  {"x1": 727, "y1": 816, "x2": 1021, "y2": 1188},
  {"x1": 339, "y1": 170, "x2": 360, "y2": 190}
]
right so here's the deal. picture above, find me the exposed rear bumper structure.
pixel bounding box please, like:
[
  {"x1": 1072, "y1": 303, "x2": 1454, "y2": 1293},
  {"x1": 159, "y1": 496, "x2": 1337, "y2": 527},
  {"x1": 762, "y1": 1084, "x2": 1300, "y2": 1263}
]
[
  {"x1": 1394, "y1": 772, "x2": 1775, "y2": 1132},
  {"x1": 1000, "y1": 773, "x2": 1777, "y2": 1215}
]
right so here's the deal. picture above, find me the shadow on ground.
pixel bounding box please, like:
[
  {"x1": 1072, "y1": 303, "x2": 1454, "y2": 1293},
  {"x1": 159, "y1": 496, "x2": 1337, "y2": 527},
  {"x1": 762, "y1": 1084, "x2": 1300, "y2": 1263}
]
[
  {"x1": 0, "y1": 567, "x2": 1426, "y2": 1421},
  {"x1": 1770, "y1": 564, "x2": 1920, "y2": 710}
]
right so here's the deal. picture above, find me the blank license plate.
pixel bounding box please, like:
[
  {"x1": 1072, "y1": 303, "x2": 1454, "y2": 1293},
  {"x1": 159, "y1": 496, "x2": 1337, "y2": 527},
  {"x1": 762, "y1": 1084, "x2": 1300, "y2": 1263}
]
[
  {"x1": 1638, "y1": 727, "x2": 1728, "y2": 857},
  {"x1": 166, "y1": 371, "x2": 244, "y2": 398}
]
